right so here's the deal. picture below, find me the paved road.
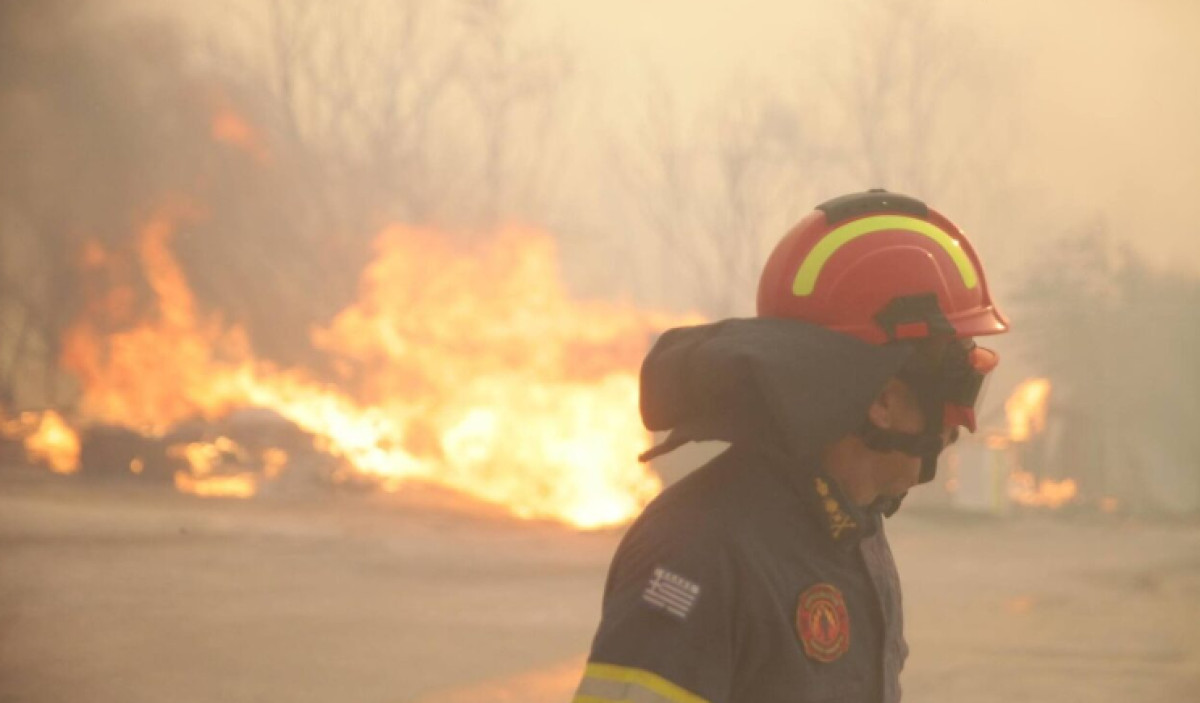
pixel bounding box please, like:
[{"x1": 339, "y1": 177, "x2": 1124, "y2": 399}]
[{"x1": 1, "y1": 467, "x2": 1198, "y2": 703}]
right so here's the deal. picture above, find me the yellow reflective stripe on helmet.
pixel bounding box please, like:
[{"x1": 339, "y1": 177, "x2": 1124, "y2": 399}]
[
  {"x1": 791, "y1": 214, "x2": 979, "y2": 297},
  {"x1": 572, "y1": 662, "x2": 710, "y2": 703}
]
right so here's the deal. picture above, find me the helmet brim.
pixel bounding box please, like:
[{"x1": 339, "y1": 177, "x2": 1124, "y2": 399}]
[{"x1": 948, "y1": 307, "x2": 1009, "y2": 339}]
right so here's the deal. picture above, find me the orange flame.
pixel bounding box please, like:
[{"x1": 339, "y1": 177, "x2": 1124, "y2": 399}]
[
  {"x1": 210, "y1": 103, "x2": 270, "y2": 164},
  {"x1": 63, "y1": 211, "x2": 253, "y2": 434},
  {"x1": 1008, "y1": 469, "x2": 1078, "y2": 509},
  {"x1": 60, "y1": 210, "x2": 686, "y2": 528},
  {"x1": 24, "y1": 411, "x2": 81, "y2": 475},
  {"x1": 1006, "y1": 378, "x2": 1051, "y2": 443},
  {"x1": 262, "y1": 448, "x2": 288, "y2": 479},
  {"x1": 174, "y1": 470, "x2": 258, "y2": 499},
  {"x1": 168, "y1": 436, "x2": 242, "y2": 477},
  {"x1": 1001, "y1": 377, "x2": 1078, "y2": 508},
  {"x1": 167, "y1": 438, "x2": 289, "y2": 499}
]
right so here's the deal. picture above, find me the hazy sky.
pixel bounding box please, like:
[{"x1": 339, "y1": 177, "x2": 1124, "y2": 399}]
[
  {"x1": 152, "y1": 0, "x2": 1199, "y2": 273},
  {"x1": 525, "y1": 0, "x2": 1200, "y2": 270}
]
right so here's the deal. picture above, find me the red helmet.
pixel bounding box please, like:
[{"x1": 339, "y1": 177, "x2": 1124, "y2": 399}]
[{"x1": 757, "y1": 190, "x2": 1008, "y2": 344}]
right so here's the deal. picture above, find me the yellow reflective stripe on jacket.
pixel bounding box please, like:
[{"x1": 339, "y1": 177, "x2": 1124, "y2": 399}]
[{"x1": 573, "y1": 662, "x2": 710, "y2": 703}]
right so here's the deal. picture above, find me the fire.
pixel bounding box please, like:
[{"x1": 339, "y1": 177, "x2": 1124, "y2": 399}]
[
  {"x1": 63, "y1": 209, "x2": 254, "y2": 434},
  {"x1": 1008, "y1": 469, "x2": 1077, "y2": 509},
  {"x1": 262, "y1": 448, "x2": 288, "y2": 479},
  {"x1": 210, "y1": 102, "x2": 270, "y2": 164},
  {"x1": 167, "y1": 437, "x2": 288, "y2": 500},
  {"x1": 168, "y1": 436, "x2": 243, "y2": 477},
  {"x1": 174, "y1": 470, "x2": 258, "y2": 499},
  {"x1": 16, "y1": 411, "x2": 81, "y2": 475},
  {"x1": 56, "y1": 209, "x2": 684, "y2": 528},
  {"x1": 1001, "y1": 377, "x2": 1078, "y2": 509},
  {"x1": 1006, "y1": 378, "x2": 1051, "y2": 442}
]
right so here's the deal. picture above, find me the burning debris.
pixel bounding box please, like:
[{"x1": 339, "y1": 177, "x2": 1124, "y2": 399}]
[
  {"x1": 941, "y1": 376, "x2": 1082, "y2": 513},
  {"x1": 1, "y1": 410, "x2": 80, "y2": 475},
  {"x1": 1003, "y1": 378, "x2": 1078, "y2": 509},
  {"x1": 68, "y1": 407, "x2": 335, "y2": 501},
  {"x1": 168, "y1": 436, "x2": 265, "y2": 499},
  {"x1": 27, "y1": 208, "x2": 690, "y2": 529},
  {"x1": 1007, "y1": 468, "x2": 1078, "y2": 509},
  {"x1": 1006, "y1": 378, "x2": 1051, "y2": 444}
]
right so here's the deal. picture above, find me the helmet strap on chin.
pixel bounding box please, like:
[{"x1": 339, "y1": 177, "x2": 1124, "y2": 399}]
[
  {"x1": 857, "y1": 418, "x2": 944, "y2": 485},
  {"x1": 863, "y1": 292, "x2": 961, "y2": 486},
  {"x1": 855, "y1": 293, "x2": 998, "y2": 509}
]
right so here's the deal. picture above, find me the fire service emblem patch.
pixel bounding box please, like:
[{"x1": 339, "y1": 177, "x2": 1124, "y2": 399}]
[{"x1": 796, "y1": 582, "x2": 851, "y2": 663}]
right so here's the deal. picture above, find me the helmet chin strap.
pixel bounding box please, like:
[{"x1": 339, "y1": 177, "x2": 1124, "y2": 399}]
[
  {"x1": 857, "y1": 419, "x2": 944, "y2": 485},
  {"x1": 853, "y1": 419, "x2": 944, "y2": 520}
]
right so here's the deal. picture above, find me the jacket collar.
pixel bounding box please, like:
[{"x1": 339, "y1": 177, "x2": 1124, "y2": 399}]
[
  {"x1": 755, "y1": 445, "x2": 875, "y2": 547},
  {"x1": 809, "y1": 473, "x2": 875, "y2": 546}
]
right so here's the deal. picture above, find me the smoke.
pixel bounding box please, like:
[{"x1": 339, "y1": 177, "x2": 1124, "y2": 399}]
[{"x1": 2, "y1": 0, "x2": 1196, "y2": 511}]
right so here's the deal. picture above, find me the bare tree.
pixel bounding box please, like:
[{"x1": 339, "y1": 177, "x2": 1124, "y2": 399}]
[
  {"x1": 817, "y1": 0, "x2": 1016, "y2": 216},
  {"x1": 615, "y1": 0, "x2": 1013, "y2": 317},
  {"x1": 456, "y1": 0, "x2": 573, "y2": 228},
  {"x1": 0, "y1": 0, "x2": 207, "y2": 407},
  {"x1": 1015, "y1": 222, "x2": 1200, "y2": 513},
  {"x1": 615, "y1": 74, "x2": 816, "y2": 317},
  {"x1": 200, "y1": 0, "x2": 572, "y2": 231},
  {"x1": 179, "y1": 0, "x2": 470, "y2": 364},
  {"x1": 171, "y1": 0, "x2": 575, "y2": 367}
]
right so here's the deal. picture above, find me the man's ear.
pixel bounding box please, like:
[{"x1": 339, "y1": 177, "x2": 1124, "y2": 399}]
[{"x1": 867, "y1": 378, "x2": 905, "y2": 430}]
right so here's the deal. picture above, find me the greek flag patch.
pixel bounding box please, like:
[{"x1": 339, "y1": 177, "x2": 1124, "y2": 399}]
[{"x1": 642, "y1": 566, "x2": 701, "y2": 619}]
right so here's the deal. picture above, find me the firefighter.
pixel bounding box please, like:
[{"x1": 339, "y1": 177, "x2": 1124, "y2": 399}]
[{"x1": 573, "y1": 190, "x2": 1008, "y2": 703}]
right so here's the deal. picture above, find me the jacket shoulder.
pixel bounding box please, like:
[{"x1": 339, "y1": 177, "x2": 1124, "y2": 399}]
[{"x1": 616, "y1": 445, "x2": 793, "y2": 573}]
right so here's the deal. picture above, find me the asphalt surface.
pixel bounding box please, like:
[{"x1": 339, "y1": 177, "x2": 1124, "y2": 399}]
[{"x1": 2, "y1": 466, "x2": 1198, "y2": 703}]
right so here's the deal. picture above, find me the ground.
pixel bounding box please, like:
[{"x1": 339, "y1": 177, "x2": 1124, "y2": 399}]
[{"x1": 2, "y1": 466, "x2": 1198, "y2": 703}]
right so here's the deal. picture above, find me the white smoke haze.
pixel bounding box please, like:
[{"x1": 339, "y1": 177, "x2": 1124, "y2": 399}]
[
  {"x1": 1, "y1": 1, "x2": 1198, "y2": 702},
  {"x1": 145, "y1": 0, "x2": 1200, "y2": 299}
]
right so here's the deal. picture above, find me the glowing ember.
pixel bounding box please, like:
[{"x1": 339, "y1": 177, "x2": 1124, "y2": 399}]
[
  {"x1": 1006, "y1": 378, "x2": 1051, "y2": 443},
  {"x1": 262, "y1": 448, "x2": 288, "y2": 479},
  {"x1": 168, "y1": 436, "x2": 243, "y2": 477},
  {"x1": 174, "y1": 471, "x2": 258, "y2": 499},
  {"x1": 1000, "y1": 377, "x2": 1077, "y2": 508},
  {"x1": 1008, "y1": 469, "x2": 1077, "y2": 509},
  {"x1": 57, "y1": 210, "x2": 686, "y2": 528},
  {"x1": 24, "y1": 411, "x2": 81, "y2": 475},
  {"x1": 168, "y1": 436, "x2": 258, "y2": 499},
  {"x1": 210, "y1": 101, "x2": 270, "y2": 164}
]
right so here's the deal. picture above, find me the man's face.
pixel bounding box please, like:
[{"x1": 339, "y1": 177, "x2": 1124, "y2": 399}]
[
  {"x1": 868, "y1": 377, "x2": 963, "y2": 498},
  {"x1": 868, "y1": 378, "x2": 930, "y2": 497},
  {"x1": 861, "y1": 336, "x2": 992, "y2": 501}
]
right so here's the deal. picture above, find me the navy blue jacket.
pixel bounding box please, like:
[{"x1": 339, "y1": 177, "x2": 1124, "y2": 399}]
[{"x1": 575, "y1": 318, "x2": 914, "y2": 703}]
